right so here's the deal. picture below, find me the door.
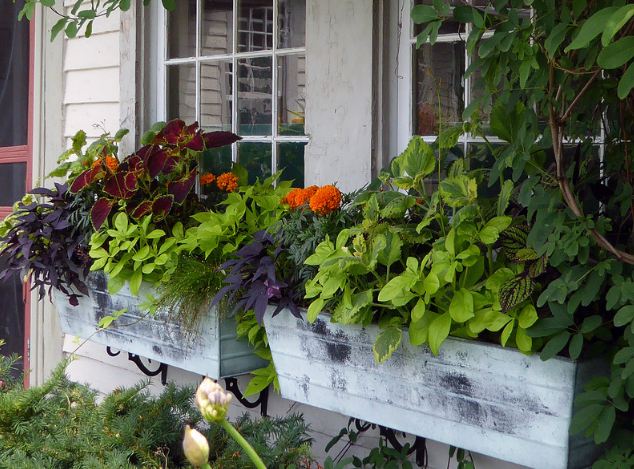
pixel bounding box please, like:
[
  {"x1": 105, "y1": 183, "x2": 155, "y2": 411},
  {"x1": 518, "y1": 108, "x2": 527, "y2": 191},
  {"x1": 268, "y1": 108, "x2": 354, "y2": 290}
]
[{"x1": 0, "y1": 2, "x2": 33, "y2": 380}]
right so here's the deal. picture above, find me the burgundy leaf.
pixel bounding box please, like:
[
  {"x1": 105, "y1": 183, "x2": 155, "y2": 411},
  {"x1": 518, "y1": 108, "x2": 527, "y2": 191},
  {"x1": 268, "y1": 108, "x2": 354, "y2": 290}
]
[
  {"x1": 160, "y1": 119, "x2": 186, "y2": 145},
  {"x1": 146, "y1": 148, "x2": 171, "y2": 178},
  {"x1": 104, "y1": 173, "x2": 136, "y2": 198},
  {"x1": 121, "y1": 154, "x2": 143, "y2": 173},
  {"x1": 202, "y1": 131, "x2": 242, "y2": 148},
  {"x1": 132, "y1": 201, "x2": 152, "y2": 219},
  {"x1": 124, "y1": 173, "x2": 138, "y2": 192},
  {"x1": 125, "y1": 200, "x2": 140, "y2": 215},
  {"x1": 184, "y1": 132, "x2": 204, "y2": 151},
  {"x1": 163, "y1": 156, "x2": 179, "y2": 174},
  {"x1": 69, "y1": 169, "x2": 93, "y2": 193},
  {"x1": 168, "y1": 171, "x2": 197, "y2": 204},
  {"x1": 151, "y1": 195, "x2": 174, "y2": 220},
  {"x1": 91, "y1": 198, "x2": 114, "y2": 230}
]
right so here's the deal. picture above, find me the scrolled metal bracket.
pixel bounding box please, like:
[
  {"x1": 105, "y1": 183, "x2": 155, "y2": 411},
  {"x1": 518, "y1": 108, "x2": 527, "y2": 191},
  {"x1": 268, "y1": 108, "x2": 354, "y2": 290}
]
[
  {"x1": 105, "y1": 347, "x2": 169, "y2": 385},
  {"x1": 224, "y1": 377, "x2": 269, "y2": 417}
]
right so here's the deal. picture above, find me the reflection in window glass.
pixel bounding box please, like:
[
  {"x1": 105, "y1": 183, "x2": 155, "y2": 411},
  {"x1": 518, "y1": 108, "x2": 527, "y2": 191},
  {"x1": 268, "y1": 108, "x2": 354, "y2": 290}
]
[
  {"x1": 413, "y1": 42, "x2": 465, "y2": 136},
  {"x1": 238, "y1": 0, "x2": 274, "y2": 52},
  {"x1": 279, "y1": 0, "x2": 306, "y2": 48},
  {"x1": 278, "y1": 55, "x2": 305, "y2": 135},
  {"x1": 278, "y1": 142, "x2": 306, "y2": 187},
  {"x1": 167, "y1": 0, "x2": 196, "y2": 59},
  {"x1": 201, "y1": 61, "x2": 233, "y2": 132},
  {"x1": 0, "y1": 1, "x2": 29, "y2": 148},
  {"x1": 238, "y1": 57, "x2": 273, "y2": 136},
  {"x1": 167, "y1": 64, "x2": 197, "y2": 123},
  {"x1": 239, "y1": 142, "x2": 272, "y2": 184},
  {"x1": 0, "y1": 163, "x2": 26, "y2": 206},
  {"x1": 202, "y1": 0, "x2": 234, "y2": 56}
]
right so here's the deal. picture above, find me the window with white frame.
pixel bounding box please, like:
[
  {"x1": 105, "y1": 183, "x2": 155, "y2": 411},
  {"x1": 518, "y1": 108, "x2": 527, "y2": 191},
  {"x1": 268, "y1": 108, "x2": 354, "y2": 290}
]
[
  {"x1": 161, "y1": 0, "x2": 307, "y2": 186},
  {"x1": 397, "y1": 0, "x2": 500, "y2": 167}
]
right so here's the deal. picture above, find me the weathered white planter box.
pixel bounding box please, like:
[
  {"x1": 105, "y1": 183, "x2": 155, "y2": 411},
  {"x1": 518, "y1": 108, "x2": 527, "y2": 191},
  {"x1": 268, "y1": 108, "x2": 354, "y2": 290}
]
[
  {"x1": 54, "y1": 271, "x2": 266, "y2": 379},
  {"x1": 263, "y1": 307, "x2": 606, "y2": 469}
]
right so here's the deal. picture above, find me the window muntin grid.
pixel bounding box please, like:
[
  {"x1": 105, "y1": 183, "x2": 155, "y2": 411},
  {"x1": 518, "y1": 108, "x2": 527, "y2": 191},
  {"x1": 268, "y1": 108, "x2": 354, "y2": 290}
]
[{"x1": 162, "y1": 0, "x2": 307, "y2": 186}]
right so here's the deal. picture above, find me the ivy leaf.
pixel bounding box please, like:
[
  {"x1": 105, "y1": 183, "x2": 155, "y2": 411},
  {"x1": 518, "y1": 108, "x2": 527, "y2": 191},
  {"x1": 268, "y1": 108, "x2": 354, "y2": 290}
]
[
  {"x1": 373, "y1": 327, "x2": 402, "y2": 364},
  {"x1": 499, "y1": 274, "x2": 535, "y2": 312}
]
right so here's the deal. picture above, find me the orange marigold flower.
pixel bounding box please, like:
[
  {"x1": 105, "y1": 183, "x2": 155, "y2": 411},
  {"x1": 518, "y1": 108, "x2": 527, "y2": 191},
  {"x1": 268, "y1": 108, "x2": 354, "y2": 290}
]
[
  {"x1": 285, "y1": 188, "x2": 305, "y2": 209},
  {"x1": 216, "y1": 172, "x2": 239, "y2": 192},
  {"x1": 92, "y1": 156, "x2": 119, "y2": 172},
  {"x1": 303, "y1": 185, "x2": 319, "y2": 200},
  {"x1": 200, "y1": 173, "x2": 216, "y2": 186},
  {"x1": 309, "y1": 185, "x2": 342, "y2": 215}
]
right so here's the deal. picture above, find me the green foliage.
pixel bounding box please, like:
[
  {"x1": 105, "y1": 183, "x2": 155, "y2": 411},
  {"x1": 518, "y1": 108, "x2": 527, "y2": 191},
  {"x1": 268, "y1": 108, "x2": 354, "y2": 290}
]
[{"x1": 0, "y1": 357, "x2": 313, "y2": 469}]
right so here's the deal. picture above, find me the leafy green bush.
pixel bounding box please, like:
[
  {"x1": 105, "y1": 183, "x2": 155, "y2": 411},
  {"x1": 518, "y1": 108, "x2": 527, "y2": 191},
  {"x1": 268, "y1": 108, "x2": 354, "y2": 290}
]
[{"x1": 0, "y1": 357, "x2": 312, "y2": 469}]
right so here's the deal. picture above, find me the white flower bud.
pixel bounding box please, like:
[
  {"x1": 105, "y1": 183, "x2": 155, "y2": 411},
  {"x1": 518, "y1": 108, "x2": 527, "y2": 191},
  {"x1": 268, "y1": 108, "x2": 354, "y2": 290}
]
[
  {"x1": 183, "y1": 425, "x2": 210, "y2": 467},
  {"x1": 195, "y1": 377, "x2": 233, "y2": 422}
]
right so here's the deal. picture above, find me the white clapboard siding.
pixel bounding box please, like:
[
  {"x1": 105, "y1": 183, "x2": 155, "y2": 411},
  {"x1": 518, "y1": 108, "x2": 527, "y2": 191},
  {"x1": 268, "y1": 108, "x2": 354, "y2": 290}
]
[
  {"x1": 64, "y1": 102, "x2": 120, "y2": 138},
  {"x1": 64, "y1": 67, "x2": 120, "y2": 104},
  {"x1": 64, "y1": 32, "x2": 120, "y2": 71},
  {"x1": 264, "y1": 308, "x2": 605, "y2": 469}
]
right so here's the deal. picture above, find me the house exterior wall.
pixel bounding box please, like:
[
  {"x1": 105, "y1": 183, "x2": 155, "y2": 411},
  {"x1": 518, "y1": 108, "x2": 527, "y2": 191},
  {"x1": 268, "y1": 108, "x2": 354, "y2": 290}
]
[{"x1": 37, "y1": 2, "x2": 528, "y2": 468}]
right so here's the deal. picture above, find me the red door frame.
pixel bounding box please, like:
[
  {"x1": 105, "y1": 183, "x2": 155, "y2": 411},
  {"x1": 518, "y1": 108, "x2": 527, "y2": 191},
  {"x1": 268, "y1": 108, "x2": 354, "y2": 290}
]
[{"x1": 0, "y1": 16, "x2": 34, "y2": 387}]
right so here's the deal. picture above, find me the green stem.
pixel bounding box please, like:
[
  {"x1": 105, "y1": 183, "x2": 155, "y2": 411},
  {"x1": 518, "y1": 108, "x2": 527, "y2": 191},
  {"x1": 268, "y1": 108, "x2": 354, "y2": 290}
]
[{"x1": 219, "y1": 418, "x2": 267, "y2": 469}]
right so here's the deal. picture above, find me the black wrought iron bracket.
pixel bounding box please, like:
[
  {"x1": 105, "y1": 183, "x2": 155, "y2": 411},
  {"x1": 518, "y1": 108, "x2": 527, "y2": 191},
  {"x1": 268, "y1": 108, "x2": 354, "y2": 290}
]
[
  {"x1": 106, "y1": 346, "x2": 169, "y2": 385},
  {"x1": 224, "y1": 377, "x2": 269, "y2": 417}
]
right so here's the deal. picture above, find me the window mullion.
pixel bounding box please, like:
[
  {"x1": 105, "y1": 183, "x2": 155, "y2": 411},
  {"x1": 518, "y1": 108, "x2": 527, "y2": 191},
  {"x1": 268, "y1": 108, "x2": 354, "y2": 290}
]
[
  {"x1": 272, "y1": 0, "x2": 279, "y2": 176},
  {"x1": 232, "y1": 0, "x2": 239, "y2": 164},
  {"x1": 196, "y1": 0, "x2": 202, "y2": 124}
]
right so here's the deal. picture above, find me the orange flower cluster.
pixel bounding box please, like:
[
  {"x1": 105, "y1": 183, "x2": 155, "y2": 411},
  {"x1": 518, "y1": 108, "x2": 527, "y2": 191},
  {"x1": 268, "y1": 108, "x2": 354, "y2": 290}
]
[
  {"x1": 282, "y1": 184, "x2": 342, "y2": 215},
  {"x1": 92, "y1": 156, "x2": 119, "y2": 172},
  {"x1": 285, "y1": 185, "x2": 318, "y2": 209},
  {"x1": 200, "y1": 173, "x2": 216, "y2": 186},
  {"x1": 309, "y1": 185, "x2": 342, "y2": 215},
  {"x1": 216, "y1": 172, "x2": 239, "y2": 192}
]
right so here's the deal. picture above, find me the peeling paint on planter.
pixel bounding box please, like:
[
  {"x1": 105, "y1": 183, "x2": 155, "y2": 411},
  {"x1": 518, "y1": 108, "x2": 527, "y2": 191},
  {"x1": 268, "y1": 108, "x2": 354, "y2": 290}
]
[
  {"x1": 263, "y1": 307, "x2": 607, "y2": 469},
  {"x1": 54, "y1": 271, "x2": 266, "y2": 379}
]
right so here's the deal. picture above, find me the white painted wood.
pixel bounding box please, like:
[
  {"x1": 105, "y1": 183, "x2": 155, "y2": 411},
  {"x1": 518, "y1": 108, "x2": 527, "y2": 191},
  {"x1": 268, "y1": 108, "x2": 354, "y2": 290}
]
[
  {"x1": 303, "y1": 0, "x2": 373, "y2": 192},
  {"x1": 264, "y1": 307, "x2": 605, "y2": 469},
  {"x1": 63, "y1": 68, "x2": 120, "y2": 103},
  {"x1": 64, "y1": 102, "x2": 120, "y2": 138},
  {"x1": 64, "y1": 32, "x2": 120, "y2": 71},
  {"x1": 54, "y1": 272, "x2": 267, "y2": 379}
]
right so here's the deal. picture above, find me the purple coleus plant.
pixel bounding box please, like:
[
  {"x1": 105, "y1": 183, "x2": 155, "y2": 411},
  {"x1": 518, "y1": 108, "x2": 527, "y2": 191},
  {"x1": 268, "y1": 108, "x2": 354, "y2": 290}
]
[
  {"x1": 211, "y1": 230, "x2": 301, "y2": 324},
  {"x1": 0, "y1": 183, "x2": 90, "y2": 306},
  {"x1": 69, "y1": 119, "x2": 241, "y2": 230}
]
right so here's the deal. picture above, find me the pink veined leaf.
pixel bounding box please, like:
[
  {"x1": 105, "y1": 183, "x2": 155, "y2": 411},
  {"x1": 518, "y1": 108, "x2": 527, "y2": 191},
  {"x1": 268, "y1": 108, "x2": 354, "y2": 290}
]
[
  {"x1": 152, "y1": 195, "x2": 174, "y2": 220},
  {"x1": 202, "y1": 131, "x2": 242, "y2": 148},
  {"x1": 146, "y1": 148, "x2": 171, "y2": 178},
  {"x1": 168, "y1": 171, "x2": 197, "y2": 204},
  {"x1": 184, "y1": 132, "x2": 204, "y2": 151},
  {"x1": 91, "y1": 198, "x2": 114, "y2": 230},
  {"x1": 69, "y1": 169, "x2": 93, "y2": 193},
  {"x1": 104, "y1": 172, "x2": 136, "y2": 198},
  {"x1": 132, "y1": 201, "x2": 152, "y2": 219}
]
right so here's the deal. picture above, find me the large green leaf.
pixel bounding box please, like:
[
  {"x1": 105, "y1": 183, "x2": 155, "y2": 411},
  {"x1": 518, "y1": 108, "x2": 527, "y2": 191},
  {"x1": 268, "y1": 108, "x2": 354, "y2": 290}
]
[
  {"x1": 429, "y1": 312, "x2": 452, "y2": 356},
  {"x1": 449, "y1": 288, "x2": 475, "y2": 323},
  {"x1": 373, "y1": 327, "x2": 403, "y2": 364},
  {"x1": 618, "y1": 63, "x2": 634, "y2": 99},
  {"x1": 601, "y1": 5, "x2": 634, "y2": 46},
  {"x1": 597, "y1": 37, "x2": 634, "y2": 69},
  {"x1": 400, "y1": 136, "x2": 436, "y2": 181},
  {"x1": 565, "y1": 7, "x2": 619, "y2": 52}
]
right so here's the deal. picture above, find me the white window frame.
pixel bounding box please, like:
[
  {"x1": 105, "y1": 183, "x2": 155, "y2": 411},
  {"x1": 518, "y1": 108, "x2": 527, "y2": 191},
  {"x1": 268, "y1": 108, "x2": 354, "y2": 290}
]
[{"x1": 155, "y1": 0, "x2": 309, "y2": 177}]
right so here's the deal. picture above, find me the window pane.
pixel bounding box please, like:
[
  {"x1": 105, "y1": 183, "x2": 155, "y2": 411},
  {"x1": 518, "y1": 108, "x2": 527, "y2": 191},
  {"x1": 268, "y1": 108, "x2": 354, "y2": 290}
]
[
  {"x1": 201, "y1": 60, "x2": 233, "y2": 131},
  {"x1": 278, "y1": 54, "x2": 305, "y2": 135},
  {"x1": 413, "y1": 0, "x2": 464, "y2": 36},
  {"x1": 413, "y1": 42, "x2": 465, "y2": 136},
  {"x1": 0, "y1": 255, "x2": 24, "y2": 376},
  {"x1": 238, "y1": 141, "x2": 271, "y2": 184},
  {"x1": 238, "y1": 57, "x2": 273, "y2": 136},
  {"x1": 167, "y1": 64, "x2": 197, "y2": 123},
  {"x1": 238, "y1": 0, "x2": 274, "y2": 52},
  {"x1": 0, "y1": 163, "x2": 26, "y2": 206},
  {"x1": 167, "y1": 0, "x2": 197, "y2": 59},
  {"x1": 278, "y1": 142, "x2": 305, "y2": 187},
  {"x1": 279, "y1": 0, "x2": 306, "y2": 48},
  {"x1": 202, "y1": 0, "x2": 234, "y2": 56},
  {"x1": 0, "y1": 1, "x2": 29, "y2": 147}
]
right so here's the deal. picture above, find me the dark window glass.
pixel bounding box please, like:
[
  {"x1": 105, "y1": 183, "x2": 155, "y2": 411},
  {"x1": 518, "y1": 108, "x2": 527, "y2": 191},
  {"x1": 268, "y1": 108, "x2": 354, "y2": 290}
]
[
  {"x1": 0, "y1": 255, "x2": 24, "y2": 377},
  {"x1": 0, "y1": 163, "x2": 26, "y2": 206},
  {"x1": 0, "y1": 2, "x2": 30, "y2": 147}
]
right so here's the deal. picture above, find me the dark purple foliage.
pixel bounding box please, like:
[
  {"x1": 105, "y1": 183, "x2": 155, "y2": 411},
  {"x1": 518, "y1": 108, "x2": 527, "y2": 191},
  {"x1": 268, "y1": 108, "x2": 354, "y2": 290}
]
[
  {"x1": 211, "y1": 230, "x2": 301, "y2": 324},
  {"x1": 0, "y1": 183, "x2": 91, "y2": 306}
]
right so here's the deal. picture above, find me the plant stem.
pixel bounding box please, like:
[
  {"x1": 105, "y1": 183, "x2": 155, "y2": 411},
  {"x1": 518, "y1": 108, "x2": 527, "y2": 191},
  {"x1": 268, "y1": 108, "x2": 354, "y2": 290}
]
[
  {"x1": 219, "y1": 418, "x2": 267, "y2": 469},
  {"x1": 201, "y1": 463, "x2": 212, "y2": 469}
]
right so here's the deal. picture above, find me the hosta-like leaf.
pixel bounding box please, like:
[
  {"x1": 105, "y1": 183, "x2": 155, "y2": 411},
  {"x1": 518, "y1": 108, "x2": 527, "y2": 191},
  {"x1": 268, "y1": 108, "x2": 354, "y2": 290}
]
[{"x1": 498, "y1": 274, "x2": 535, "y2": 312}]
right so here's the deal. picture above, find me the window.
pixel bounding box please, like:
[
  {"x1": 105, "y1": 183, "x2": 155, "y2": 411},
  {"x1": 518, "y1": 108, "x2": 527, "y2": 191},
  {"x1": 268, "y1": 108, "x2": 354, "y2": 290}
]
[
  {"x1": 397, "y1": 0, "x2": 501, "y2": 168},
  {"x1": 160, "y1": 0, "x2": 308, "y2": 186}
]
